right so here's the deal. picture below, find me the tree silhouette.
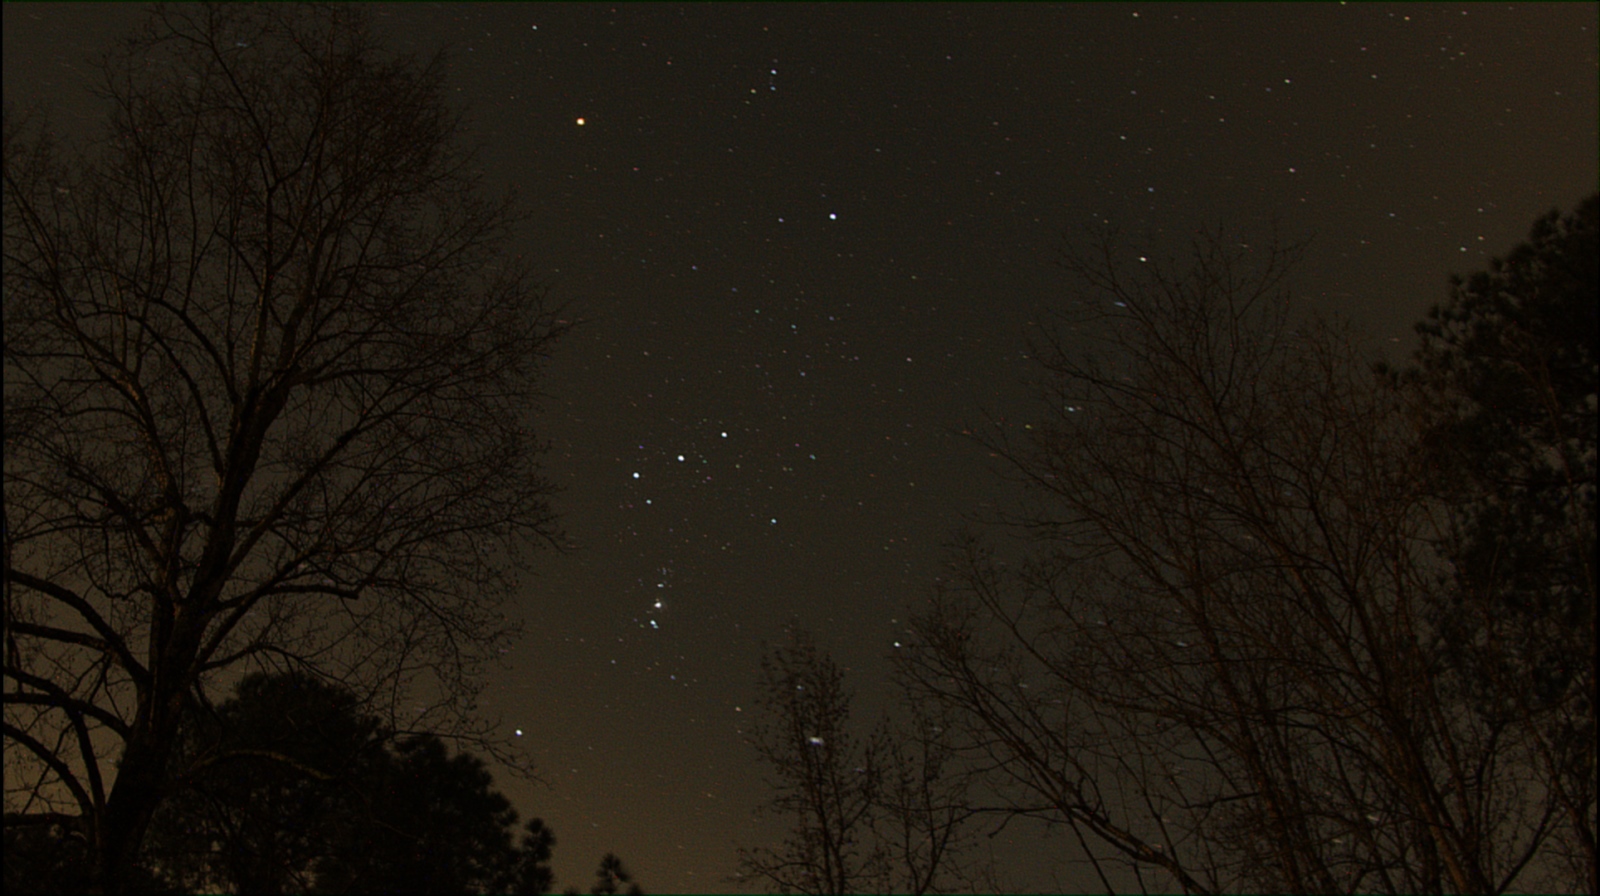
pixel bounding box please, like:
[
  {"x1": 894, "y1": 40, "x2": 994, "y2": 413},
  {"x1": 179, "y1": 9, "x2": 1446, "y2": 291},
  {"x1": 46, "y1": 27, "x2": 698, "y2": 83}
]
[
  {"x1": 737, "y1": 629, "x2": 884, "y2": 895},
  {"x1": 501, "y1": 818, "x2": 559, "y2": 896},
  {"x1": 2, "y1": 5, "x2": 565, "y2": 889},
  {"x1": 141, "y1": 672, "x2": 387, "y2": 892},
  {"x1": 136, "y1": 672, "x2": 578, "y2": 894},
  {"x1": 899, "y1": 227, "x2": 1592, "y2": 893},
  {"x1": 1395, "y1": 194, "x2": 1598, "y2": 890},
  {"x1": 581, "y1": 853, "x2": 643, "y2": 896},
  {"x1": 736, "y1": 628, "x2": 975, "y2": 894},
  {"x1": 309, "y1": 734, "x2": 524, "y2": 894}
]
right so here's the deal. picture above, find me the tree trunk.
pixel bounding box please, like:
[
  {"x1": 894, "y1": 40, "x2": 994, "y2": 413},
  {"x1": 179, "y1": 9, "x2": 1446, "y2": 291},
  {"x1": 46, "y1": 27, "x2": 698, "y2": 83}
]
[{"x1": 96, "y1": 698, "x2": 181, "y2": 892}]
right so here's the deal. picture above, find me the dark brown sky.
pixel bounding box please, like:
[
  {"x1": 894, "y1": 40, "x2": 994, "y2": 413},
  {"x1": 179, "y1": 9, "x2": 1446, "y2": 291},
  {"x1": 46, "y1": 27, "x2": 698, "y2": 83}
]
[{"x1": 5, "y1": 3, "x2": 1596, "y2": 891}]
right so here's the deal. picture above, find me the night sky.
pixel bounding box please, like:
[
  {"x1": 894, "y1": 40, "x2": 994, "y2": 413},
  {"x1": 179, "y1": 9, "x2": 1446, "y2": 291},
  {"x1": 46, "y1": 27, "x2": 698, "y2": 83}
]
[{"x1": 5, "y1": 3, "x2": 1597, "y2": 891}]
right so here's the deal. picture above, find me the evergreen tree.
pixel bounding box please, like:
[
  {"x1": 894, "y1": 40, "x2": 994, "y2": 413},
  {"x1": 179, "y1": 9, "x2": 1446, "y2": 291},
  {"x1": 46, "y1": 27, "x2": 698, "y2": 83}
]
[
  {"x1": 583, "y1": 853, "x2": 642, "y2": 896},
  {"x1": 1398, "y1": 194, "x2": 1598, "y2": 888},
  {"x1": 135, "y1": 672, "x2": 618, "y2": 895},
  {"x1": 309, "y1": 734, "x2": 523, "y2": 894},
  {"x1": 496, "y1": 819, "x2": 558, "y2": 895},
  {"x1": 143, "y1": 672, "x2": 388, "y2": 893}
]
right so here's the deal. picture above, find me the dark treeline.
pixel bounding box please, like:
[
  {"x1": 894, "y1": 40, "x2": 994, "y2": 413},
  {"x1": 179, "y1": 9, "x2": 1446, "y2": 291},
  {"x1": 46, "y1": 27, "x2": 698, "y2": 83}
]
[{"x1": 4, "y1": 671, "x2": 643, "y2": 896}]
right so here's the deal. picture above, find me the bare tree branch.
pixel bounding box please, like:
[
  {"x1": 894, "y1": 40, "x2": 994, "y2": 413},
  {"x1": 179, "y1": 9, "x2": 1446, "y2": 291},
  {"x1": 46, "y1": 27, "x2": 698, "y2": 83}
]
[
  {"x1": 4, "y1": 6, "x2": 564, "y2": 889},
  {"x1": 899, "y1": 228, "x2": 1588, "y2": 893}
]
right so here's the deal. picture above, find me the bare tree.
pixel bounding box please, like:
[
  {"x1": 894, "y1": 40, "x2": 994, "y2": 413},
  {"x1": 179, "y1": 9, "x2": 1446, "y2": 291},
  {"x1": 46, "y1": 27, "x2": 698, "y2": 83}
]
[
  {"x1": 738, "y1": 629, "x2": 885, "y2": 895},
  {"x1": 871, "y1": 700, "x2": 984, "y2": 895},
  {"x1": 899, "y1": 231, "x2": 1587, "y2": 893},
  {"x1": 2, "y1": 5, "x2": 564, "y2": 889},
  {"x1": 736, "y1": 628, "x2": 977, "y2": 895}
]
